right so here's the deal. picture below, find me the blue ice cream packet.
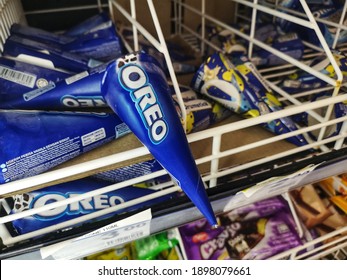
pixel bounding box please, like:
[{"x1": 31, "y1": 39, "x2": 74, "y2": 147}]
[
  {"x1": 10, "y1": 23, "x2": 73, "y2": 46},
  {"x1": 93, "y1": 159, "x2": 169, "y2": 185},
  {"x1": 0, "y1": 57, "x2": 70, "y2": 109},
  {"x1": 7, "y1": 177, "x2": 176, "y2": 235},
  {"x1": 0, "y1": 110, "x2": 130, "y2": 183},
  {"x1": 11, "y1": 16, "x2": 125, "y2": 62},
  {"x1": 3, "y1": 35, "x2": 103, "y2": 73},
  {"x1": 0, "y1": 62, "x2": 109, "y2": 110},
  {"x1": 276, "y1": 0, "x2": 346, "y2": 48},
  {"x1": 64, "y1": 11, "x2": 111, "y2": 36},
  {"x1": 191, "y1": 52, "x2": 308, "y2": 146},
  {"x1": 63, "y1": 21, "x2": 126, "y2": 62},
  {"x1": 279, "y1": 49, "x2": 347, "y2": 94},
  {"x1": 294, "y1": 92, "x2": 347, "y2": 140},
  {"x1": 101, "y1": 51, "x2": 218, "y2": 227},
  {"x1": 251, "y1": 32, "x2": 304, "y2": 66}
]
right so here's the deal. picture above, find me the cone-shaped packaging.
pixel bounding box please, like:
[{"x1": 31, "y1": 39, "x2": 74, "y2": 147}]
[
  {"x1": 191, "y1": 52, "x2": 308, "y2": 147},
  {"x1": 101, "y1": 51, "x2": 217, "y2": 227}
]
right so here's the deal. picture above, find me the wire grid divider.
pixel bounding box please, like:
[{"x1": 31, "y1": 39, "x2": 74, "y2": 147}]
[
  {"x1": 269, "y1": 226, "x2": 347, "y2": 260},
  {"x1": 0, "y1": 0, "x2": 24, "y2": 52},
  {"x1": 171, "y1": 0, "x2": 347, "y2": 179}
]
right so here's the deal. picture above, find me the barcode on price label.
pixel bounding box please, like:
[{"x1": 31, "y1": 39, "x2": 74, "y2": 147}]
[
  {"x1": 105, "y1": 231, "x2": 144, "y2": 247},
  {"x1": 0, "y1": 65, "x2": 36, "y2": 88}
]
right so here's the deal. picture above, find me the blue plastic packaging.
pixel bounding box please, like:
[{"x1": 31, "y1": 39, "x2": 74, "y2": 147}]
[
  {"x1": 10, "y1": 23, "x2": 72, "y2": 46},
  {"x1": 294, "y1": 93, "x2": 347, "y2": 140},
  {"x1": 3, "y1": 35, "x2": 102, "y2": 73},
  {"x1": 64, "y1": 12, "x2": 111, "y2": 36},
  {"x1": 8, "y1": 177, "x2": 175, "y2": 234},
  {"x1": 251, "y1": 32, "x2": 304, "y2": 67},
  {"x1": 276, "y1": 0, "x2": 346, "y2": 48},
  {"x1": 0, "y1": 57, "x2": 71, "y2": 109},
  {"x1": 0, "y1": 51, "x2": 217, "y2": 227},
  {"x1": 10, "y1": 20, "x2": 125, "y2": 62},
  {"x1": 63, "y1": 21, "x2": 125, "y2": 62},
  {"x1": 92, "y1": 159, "x2": 168, "y2": 185},
  {"x1": 0, "y1": 110, "x2": 130, "y2": 183},
  {"x1": 0, "y1": 62, "x2": 108, "y2": 110},
  {"x1": 191, "y1": 52, "x2": 308, "y2": 147},
  {"x1": 101, "y1": 51, "x2": 218, "y2": 227},
  {"x1": 279, "y1": 49, "x2": 347, "y2": 94}
]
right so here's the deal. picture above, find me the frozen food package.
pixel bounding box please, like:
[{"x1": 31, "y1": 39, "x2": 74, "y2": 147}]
[
  {"x1": 289, "y1": 185, "x2": 333, "y2": 229},
  {"x1": 191, "y1": 52, "x2": 308, "y2": 147},
  {"x1": 4, "y1": 177, "x2": 176, "y2": 235},
  {"x1": 179, "y1": 209, "x2": 302, "y2": 260},
  {"x1": 0, "y1": 110, "x2": 130, "y2": 183}
]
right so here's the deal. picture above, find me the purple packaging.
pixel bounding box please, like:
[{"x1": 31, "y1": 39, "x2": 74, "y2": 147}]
[
  {"x1": 0, "y1": 110, "x2": 130, "y2": 184},
  {"x1": 3, "y1": 35, "x2": 102, "y2": 73},
  {"x1": 179, "y1": 208, "x2": 302, "y2": 260},
  {"x1": 6, "y1": 177, "x2": 175, "y2": 235},
  {"x1": 223, "y1": 196, "x2": 288, "y2": 222}
]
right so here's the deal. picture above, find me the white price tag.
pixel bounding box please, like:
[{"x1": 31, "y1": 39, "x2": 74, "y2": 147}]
[
  {"x1": 40, "y1": 209, "x2": 152, "y2": 260},
  {"x1": 223, "y1": 163, "x2": 322, "y2": 212}
]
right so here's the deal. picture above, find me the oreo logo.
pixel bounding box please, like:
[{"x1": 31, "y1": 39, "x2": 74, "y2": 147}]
[
  {"x1": 119, "y1": 63, "x2": 168, "y2": 144},
  {"x1": 31, "y1": 193, "x2": 125, "y2": 221}
]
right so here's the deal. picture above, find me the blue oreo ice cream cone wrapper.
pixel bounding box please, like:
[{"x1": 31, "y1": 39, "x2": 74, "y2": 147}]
[
  {"x1": 191, "y1": 52, "x2": 308, "y2": 147},
  {"x1": 101, "y1": 51, "x2": 217, "y2": 227}
]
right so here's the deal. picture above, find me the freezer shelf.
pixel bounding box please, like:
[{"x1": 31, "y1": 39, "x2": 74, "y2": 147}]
[{"x1": 1, "y1": 0, "x2": 347, "y2": 259}]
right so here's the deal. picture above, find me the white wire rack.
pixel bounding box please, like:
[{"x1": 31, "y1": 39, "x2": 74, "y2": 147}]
[{"x1": 0, "y1": 0, "x2": 347, "y2": 260}]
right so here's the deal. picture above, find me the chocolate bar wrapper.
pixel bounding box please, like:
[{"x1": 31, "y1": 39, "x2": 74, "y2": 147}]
[
  {"x1": 223, "y1": 196, "x2": 288, "y2": 222},
  {"x1": 317, "y1": 176, "x2": 347, "y2": 196},
  {"x1": 289, "y1": 185, "x2": 333, "y2": 229},
  {"x1": 179, "y1": 210, "x2": 302, "y2": 260}
]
